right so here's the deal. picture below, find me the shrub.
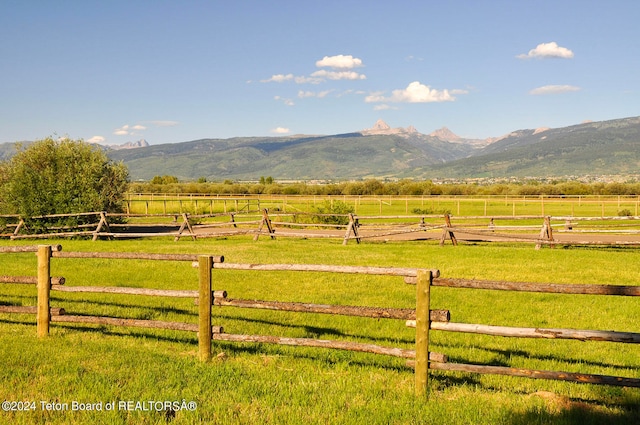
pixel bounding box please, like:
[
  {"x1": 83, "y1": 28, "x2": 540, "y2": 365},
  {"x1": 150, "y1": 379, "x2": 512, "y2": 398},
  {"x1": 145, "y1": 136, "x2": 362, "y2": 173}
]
[
  {"x1": 412, "y1": 207, "x2": 451, "y2": 215},
  {"x1": 312, "y1": 200, "x2": 354, "y2": 226},
  {"x1": 0, "y1": 137, "x2": 129, "y2": 230},
  {"x1": 618, "y1": 209, "x2": 633, "y2": 217}
]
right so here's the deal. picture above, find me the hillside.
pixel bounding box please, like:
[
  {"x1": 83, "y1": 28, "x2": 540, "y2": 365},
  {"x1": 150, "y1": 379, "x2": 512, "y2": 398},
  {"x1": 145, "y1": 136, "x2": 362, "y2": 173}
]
[
  {"x1": 107, "y1": 125, "x2": 480, "y2": 181},
  {"x1": 2, "y1": 116, "x2": 640, "y2": 180},
  {"x1": 423, "y1": 116, "x2": 640, "y2": 178}
]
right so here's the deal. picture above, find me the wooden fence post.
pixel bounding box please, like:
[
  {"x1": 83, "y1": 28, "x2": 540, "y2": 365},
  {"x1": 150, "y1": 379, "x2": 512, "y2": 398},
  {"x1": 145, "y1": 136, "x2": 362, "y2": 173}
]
[
  {"x1": 342, "y1": 213, "x2": 361, "y2": 245},
  {"x1": 545, "y1": 216, "x2": 555, "y2": 249},
  {"x1": 175, "y1": 213, "x2": 196, "y2": 242},
  {"x1": 37, "y1": 245, "x2": 52, "y2": 337},
  {"x1": 535, "y1": 216, "x2": 554, "y2": 250},
  {"x1": 440, "y1": 214, "x2": 458, "y2": 246},
  {"x1": 92, "y1": 211, "x2": 112, "y2": 241},
  {"x1": 415, "y1": 269, "x2": 432, "y2": 397},
  {"x1": 254, "y1": 209, "x2": 276, "y2": 241},
  {"x1": 13, "y1": 218, "x2": 26, "y2": 238},
  {"x1": 198, "y1": 255, "x2": 213, "y2": 361}
]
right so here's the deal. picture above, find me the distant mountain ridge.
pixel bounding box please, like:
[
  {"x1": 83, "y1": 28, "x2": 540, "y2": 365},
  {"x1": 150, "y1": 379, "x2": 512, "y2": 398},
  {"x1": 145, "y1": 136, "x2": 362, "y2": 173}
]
[
  {"x1": 111, "y1": 139, "x2": 149, "y2": 150},
  {"x1": 106, "y1": 120, "x2": 487, "y2": 180},
  {"x1": 2, "y1": 116, "x2": 640, "y2": 180},
  {"x1": 360, "y1": 119, "x2": 419, "y2": 136},
  {"x1": 423, "y1": 116, "x2": 640, "y2": 178}
]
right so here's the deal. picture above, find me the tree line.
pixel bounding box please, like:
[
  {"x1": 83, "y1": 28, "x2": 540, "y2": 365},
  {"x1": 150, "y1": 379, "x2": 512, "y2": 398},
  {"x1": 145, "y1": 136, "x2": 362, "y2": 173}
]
[
  {"x1": 2, "y1": 138, "x2": 639, "y2": 231},
  {"x1": 130, "y1": 178, "x2": 640, "y2": 197}
]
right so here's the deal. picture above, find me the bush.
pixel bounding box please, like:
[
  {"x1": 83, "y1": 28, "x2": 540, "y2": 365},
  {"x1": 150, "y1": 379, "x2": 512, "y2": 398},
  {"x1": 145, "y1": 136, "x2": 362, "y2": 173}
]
[
  {"x1": 0, "y1": 137, "x2": 129, "y2": 230},
  {"x1": 312, "y1": 200, "x2": 354, "y2": 226},
  {"x1": 412, "y1": 207, "x2": 452, "y2": 215},
  {"x1": 618, "y1": 209, "x2": 633, "y2": 217}
]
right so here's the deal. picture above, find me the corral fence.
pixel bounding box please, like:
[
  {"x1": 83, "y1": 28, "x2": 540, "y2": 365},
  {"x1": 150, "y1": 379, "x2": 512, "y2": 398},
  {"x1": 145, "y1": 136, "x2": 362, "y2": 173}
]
[
  {"x1": 1, "y1": 245, "x2": 638, "y2": 396},
  {"x1": 4, "y1": 210, "x2": 640, "y2": 249}
]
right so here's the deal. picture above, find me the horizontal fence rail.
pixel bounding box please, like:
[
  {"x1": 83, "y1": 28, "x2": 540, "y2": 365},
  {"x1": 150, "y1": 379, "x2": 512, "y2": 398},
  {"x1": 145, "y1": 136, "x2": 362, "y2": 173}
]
[
  {"x1": 210, "y1": 261, "x2": 439, "y2": 278},
  {"x1": 430, "y1": 277, "x2": 640, "y2": 296},
  {"x1": 406, "y1": 321, "x2": 640, "y2": 344},
  {"x1": 1, "y1": 244, "x2": 638, "y2": 396},
  {"x1": 0, "y1": 246, "x2": 446, "y2": 395},
  {"x1": 5, "y1": 208, "x2": 640, "y2": 249}
]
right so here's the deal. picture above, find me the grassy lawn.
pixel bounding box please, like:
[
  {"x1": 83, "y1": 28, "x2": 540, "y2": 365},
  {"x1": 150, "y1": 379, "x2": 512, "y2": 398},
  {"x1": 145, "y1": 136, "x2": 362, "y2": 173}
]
[{"x1": 1, "y1": 237, "x2": 639, "y2": 424}]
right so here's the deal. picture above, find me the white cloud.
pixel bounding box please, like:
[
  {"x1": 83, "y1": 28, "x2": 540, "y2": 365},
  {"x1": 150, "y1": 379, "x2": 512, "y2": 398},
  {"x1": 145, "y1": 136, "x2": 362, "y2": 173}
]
[
  {"x1": 373, "y1": 104, "x2": 397, "y2": 111},
  {"x1": 271, "y1": 127, "x2": 290, "y2": 134},
  {"x1": 260, "y1": 54, "x2": 366, "y2": 85},
  {"x1": 451, "y1": 89, "x2": 470, "y2": 95},
  {"x1": 294, "y1": 75, "x2": 323, "y2": 84},
  {"x1": 364, "y1": 91, "x2": 387, "y2": 103},
  {"x1": 87, "y1": 136, "x2": 106, "y2": 144},
  {"x1": 315, "y1": 54, "x2": 363, "y2": 69},
  {"x1": 517, "y1": 42, "x2": 574, "y2": 59},
  {"x1": 298, "y1": 90, "x2": 332, "y2": 98},
  {"x1": 262, "y1": 73, "x2": 295, "y2": 83},
  {"x1": 366, "y1": 81, "x2": 457, "y2": 103},
  {"x1": 392, "y1": 82, "x2": 454, "y2": 102},
  {"x1": 310, "y1": 70, "x2": 366, "y2": 81},
  {"x1": 274, "y1": 95, "x2": 295, "y2": 106},
  {"x1": 298, "y1": 90, "x2": 315, "y2": 98},
  {"x1": 262, "y1": 74, "x2": 323, "y2": 84},
  {"x1": 114, "y1": 123, "x2": 146, "y2": 136},
  {"x1": 529, "y1": 85, "x2": 581, "y2": 95}
]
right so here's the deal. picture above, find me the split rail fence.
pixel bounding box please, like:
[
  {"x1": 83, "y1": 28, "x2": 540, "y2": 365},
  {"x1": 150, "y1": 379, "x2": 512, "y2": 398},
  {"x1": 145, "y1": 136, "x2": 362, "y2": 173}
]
[
  {"x1": 1, "y1": 245, "x2": 639, "y2": 396},
  {"x1": 4, "y1": 210, "x2": 640, "y2": 249}
]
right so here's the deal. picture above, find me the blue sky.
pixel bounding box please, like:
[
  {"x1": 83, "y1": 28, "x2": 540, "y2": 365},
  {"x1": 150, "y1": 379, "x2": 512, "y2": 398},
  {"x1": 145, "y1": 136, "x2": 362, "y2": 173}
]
[{"x1": 2, "y1": 0, "x2": 639, "y2": 145}]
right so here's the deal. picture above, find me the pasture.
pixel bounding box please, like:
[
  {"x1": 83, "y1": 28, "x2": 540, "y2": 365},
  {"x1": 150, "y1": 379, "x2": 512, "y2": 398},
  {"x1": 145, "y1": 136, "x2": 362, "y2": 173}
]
[
  {"x1": 123, "y1": 193, "x2": 640, "y2": 218},
  {"x1": 1, "y1": 234, "x2": 639, "y2": 424}
]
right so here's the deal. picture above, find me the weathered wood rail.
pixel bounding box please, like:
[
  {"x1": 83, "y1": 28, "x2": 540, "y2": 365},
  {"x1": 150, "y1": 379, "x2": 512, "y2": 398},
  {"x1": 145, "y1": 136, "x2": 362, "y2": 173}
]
[
  {"x1": 5, "y1": 210, "x2": 640, "y2": 250},
  {"x1": 404, "y1": 274, "x2": 640, "y2": 391},
  {"x1": 1, "y1": 245, "x2": 638, "y2": 396},
  {"x1": 0, "y1": 245, "x2": 446, "y2": 393},
  {"x1": 436, "y1": 214, "x2": 640, "y2": 248}
]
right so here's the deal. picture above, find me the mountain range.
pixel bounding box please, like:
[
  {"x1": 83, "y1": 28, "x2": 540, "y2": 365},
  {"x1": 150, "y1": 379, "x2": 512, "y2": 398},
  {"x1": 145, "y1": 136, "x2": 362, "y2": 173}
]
[{"x1": 2, "y1": 116, "x2": 640, "y2": 181}]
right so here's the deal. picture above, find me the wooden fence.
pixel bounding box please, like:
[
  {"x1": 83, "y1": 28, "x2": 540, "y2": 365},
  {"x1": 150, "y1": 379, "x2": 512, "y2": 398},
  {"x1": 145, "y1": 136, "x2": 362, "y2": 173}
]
[
  {"x1": 1, "y1": 245, "x2": 639, "y2": 396},
  {"x1": 0, "y1": 245, "x2": 446, "y2": 392},
  {"x1": 407, "y1": 276, "x2": 640, "y2": 391},
  {"x1": 5, "y1": 210, "x2": 640, "y2": 250}
]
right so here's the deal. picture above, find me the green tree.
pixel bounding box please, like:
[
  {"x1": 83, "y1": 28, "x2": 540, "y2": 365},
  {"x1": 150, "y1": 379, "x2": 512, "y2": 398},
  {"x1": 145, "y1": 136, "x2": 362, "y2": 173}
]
[
  {"x1": 151, "y1": 175, "x2": 179, "y2": 184},
  {"x1": 0, "y1": 137, "x2": 129, "y2": 228}
]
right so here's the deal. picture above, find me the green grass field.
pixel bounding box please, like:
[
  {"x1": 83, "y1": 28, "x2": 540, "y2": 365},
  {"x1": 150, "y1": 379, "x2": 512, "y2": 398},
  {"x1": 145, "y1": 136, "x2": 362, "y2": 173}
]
[
  {"x1": 1, "y1": 236, "x2": 639, "y2": 424},
  {"x1": 123, "y1": 193, "x2": 640, "y2": 217}
]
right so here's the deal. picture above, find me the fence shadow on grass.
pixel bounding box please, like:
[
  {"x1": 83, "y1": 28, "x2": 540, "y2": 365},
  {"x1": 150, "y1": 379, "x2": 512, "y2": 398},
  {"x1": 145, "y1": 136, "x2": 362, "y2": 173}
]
[
  {"x1": 435, "y1": 340, "x2": 638, "y2": 373},
  {"x1": 213, "y1": 312, "x2": 415, "y2": 346},
  {"x1": 210, "y1": 339, "x2": 415, "y2": 373},
  {"x1": 428, "y1": 372, "x2": 483, "y2": 389},
  {"x1": 0, "y1": 317, "x2": 36, "y2": 327},
  {"x1": 0, "y1": 296, "x2": 36, "y2": 305},
  {"x1": 509, "y1": 403, "x2": 640, "y2": 425},
  {"x1": 49, "y1": 295, "x2": 196, "y2": 317},
  {"x1": 51, "y1": 322, "x2": 199, "y2": 345}
]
